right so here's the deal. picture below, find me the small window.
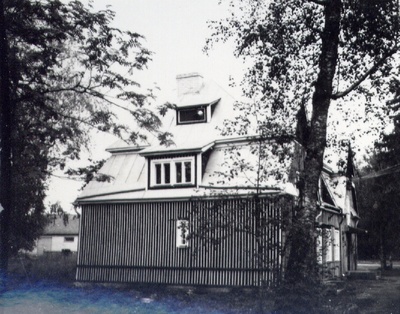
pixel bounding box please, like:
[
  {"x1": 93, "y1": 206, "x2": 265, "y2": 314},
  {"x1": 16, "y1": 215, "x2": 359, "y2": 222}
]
[
  {"x1": 155, "y1": 164, "x2": 162, "y2": 184},
  {"x1": 150, "y1": 156, "x2": 195, "y2": 188},
  {"x1": 321, "y1": 179, "x2": 335, "y2": 206},
  {"x1": 175, "y1": 162, "x2": 182, "y2": 183},
  {"x1": 184, "y1": 162, "x2": 191, "y2": 182},
  {"x1": 177, "y1": 107, "x2": 206, "y2": 124},
  {"x1": 64, "y1": 237, "x2": 74, "y2": 242},
  {"x1": 176, "y1": 220, "x2": 189, "y2": 248},
  {"x1": 164, "y1": 163, "x2": 171, "y2": 184}
]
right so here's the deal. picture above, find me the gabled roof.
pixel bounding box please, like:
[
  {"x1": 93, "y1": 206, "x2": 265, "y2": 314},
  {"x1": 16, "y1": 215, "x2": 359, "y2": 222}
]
[
  {"x1": 43, "y1": 214, "x2": 80, "y2": 236},
  {"x1": 321, "y1": 171, "x2": 359, "y2": 220}
]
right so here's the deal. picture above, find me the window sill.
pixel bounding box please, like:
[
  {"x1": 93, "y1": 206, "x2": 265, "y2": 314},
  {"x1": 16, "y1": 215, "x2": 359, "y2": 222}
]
[{"x1": 149, "y1": 184, "x2": 195, "y2": 190}]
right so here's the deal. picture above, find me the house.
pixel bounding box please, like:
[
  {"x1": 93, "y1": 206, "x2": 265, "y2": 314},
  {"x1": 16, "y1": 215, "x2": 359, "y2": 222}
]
[
  {"x1": 33, "y1": 214, "x2": 80, "y2": 255},
  {"x1": 75, "y1": 73, "x2": 360, "y2": 286},
  {"x1": 317, "y1": 161, "x2": 360, "y2": 277}
]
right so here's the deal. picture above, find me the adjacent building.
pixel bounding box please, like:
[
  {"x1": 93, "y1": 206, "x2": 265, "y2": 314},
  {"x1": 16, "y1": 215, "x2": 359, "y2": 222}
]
[{"x1": 33, "y1": 214, "x2": 80, "y2": 255}]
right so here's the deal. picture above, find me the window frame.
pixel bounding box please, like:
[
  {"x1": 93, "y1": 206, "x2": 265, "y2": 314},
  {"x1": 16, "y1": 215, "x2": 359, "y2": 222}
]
[
  {"x1": 149, "y1": 156, "x2": 196, "y2": 188},
  {"x1": 177, "y1": 106, "x2": 207, "y2": 125}
]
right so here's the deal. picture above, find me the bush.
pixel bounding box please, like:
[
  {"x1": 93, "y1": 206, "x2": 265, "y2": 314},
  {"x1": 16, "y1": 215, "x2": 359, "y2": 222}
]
[
  {"x1": 273, "y1": 280, "x2": 328, "y2": 314},
  {"x1": 8, "y1": 253, "x2": 77, "y2": 283}
]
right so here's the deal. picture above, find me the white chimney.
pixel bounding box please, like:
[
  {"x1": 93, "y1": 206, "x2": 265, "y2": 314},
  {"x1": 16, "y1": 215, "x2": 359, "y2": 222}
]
[{"x1": 176, "y1": 73, "x2": 204, "y2": 96}]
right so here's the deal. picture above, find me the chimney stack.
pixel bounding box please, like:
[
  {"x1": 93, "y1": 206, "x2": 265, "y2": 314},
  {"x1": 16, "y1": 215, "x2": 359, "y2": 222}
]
[{"x1": 176, "y1": 73, "x2": 203, "y2": 96}]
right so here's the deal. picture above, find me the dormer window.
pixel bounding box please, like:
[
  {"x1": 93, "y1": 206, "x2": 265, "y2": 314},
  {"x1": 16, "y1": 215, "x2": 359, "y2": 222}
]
[
  {"x1": 177, "y1": 106, "x2": 207, "y2": 124},
  {"x1": 149, "y1": 156, "x2": 196, "y2": 188}
]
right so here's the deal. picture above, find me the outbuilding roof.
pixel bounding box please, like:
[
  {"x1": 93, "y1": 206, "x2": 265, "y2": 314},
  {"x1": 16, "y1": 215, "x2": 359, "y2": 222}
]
[{"x1": 44, "y1": 214, "x2": 80, "y2": 236}]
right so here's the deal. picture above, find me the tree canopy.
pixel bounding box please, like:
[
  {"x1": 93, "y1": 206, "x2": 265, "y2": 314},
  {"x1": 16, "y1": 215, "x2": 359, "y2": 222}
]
[
  {"x1": 207, "y1": 0, "x2": 400, "y2": 288},
  {"x1": 0, "y1": 0, "x2": 167, "y2": 272},
  {"x1": 356, "y1": 109, "x2": 400, "y2": 267}
]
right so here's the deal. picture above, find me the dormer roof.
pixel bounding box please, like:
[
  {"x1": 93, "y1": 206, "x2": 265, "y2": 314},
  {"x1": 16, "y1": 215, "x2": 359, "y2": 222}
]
[{"x1": 175, "y1": 73, "x2": 223, "y2": 108}]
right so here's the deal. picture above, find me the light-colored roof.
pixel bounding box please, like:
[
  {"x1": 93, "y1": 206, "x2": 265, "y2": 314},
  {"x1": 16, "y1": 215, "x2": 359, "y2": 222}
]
[
  {"x1": 78, "y1": 140, "x2": 299, "y2": 203},
  {"x1": 77, "y1": 74, "x2": 298, "y2": 203},
  {"x1": 44, "y1": 214, "x2": 80, "y2": 235}
]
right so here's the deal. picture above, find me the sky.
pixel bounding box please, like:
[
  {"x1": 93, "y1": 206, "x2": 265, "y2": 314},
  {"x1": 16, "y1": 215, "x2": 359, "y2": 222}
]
[
  {"x1": 46, "y1": 0, "x2": 246, "y2": 211},
  {"x1": 46, "y1": 0, "x2": 392, "y2": 211},
  {"x1": 92, "y1": 0, "x2": 246, "y2": 101}
]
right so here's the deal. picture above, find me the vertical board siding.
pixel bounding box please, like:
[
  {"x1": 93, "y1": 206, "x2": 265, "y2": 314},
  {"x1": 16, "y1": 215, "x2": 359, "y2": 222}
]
[{"x1": 76, "y1": 197, "x2": 288, "y2": 287}]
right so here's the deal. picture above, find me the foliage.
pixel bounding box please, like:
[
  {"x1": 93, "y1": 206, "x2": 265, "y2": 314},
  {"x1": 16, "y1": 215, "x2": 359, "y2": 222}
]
[
  {"x1": 8, "y1": 253, "x2": 77, "y2": 283},
  {"x1": 206, "y1": 0, "x2": 400, "y2": 287},
  {"x1": 0, "y1": 0, "x2": 165, "y2": 261},
  {"x1": 357, "y1": 112, "x2": 400, "y2": 263},
  {"x1": 65, "y1": 159, "x2": 112, "y2": 190}
]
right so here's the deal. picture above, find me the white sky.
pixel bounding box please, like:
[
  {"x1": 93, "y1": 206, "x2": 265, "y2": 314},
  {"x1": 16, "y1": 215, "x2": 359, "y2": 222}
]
[
  {"x1": 46, "y1": 0, "x2": 391, "y2": 211},
  {"x1": 46, "y1": 0, "x2": 246, "y2": 211},
  {"x1": 93, "y1": 0, "x2": 246, "y2": 101}
]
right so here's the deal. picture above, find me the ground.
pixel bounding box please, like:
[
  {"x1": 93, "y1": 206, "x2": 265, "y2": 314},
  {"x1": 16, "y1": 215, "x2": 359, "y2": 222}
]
[
  {"x1": 5, "y1": 256, "x2": 400, "y2": 313},
  {"x1": 352, "y1": 273, "x2": 400, "y2": 313},
  {"x1": 330, "y1": 261, "x2": 400, "y2": 314}
]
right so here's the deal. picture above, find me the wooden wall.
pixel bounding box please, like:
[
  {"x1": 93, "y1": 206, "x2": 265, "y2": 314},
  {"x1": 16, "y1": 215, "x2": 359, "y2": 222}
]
[{"x1": 76, "y1": 197, "x2": 290, "y2": 287}]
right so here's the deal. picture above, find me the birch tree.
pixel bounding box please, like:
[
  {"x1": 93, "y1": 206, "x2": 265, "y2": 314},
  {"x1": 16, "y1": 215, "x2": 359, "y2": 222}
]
[{"x1": 207, "y1": 0, "x2": 400, "y2": 286}]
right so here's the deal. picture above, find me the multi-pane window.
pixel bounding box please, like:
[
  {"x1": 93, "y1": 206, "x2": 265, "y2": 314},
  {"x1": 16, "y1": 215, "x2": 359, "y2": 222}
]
[
  {"x1": 176, "y1": 220, "x2": 190, "y2": 248},
  {"x1": 150, "y1": 156, "x2": 195, "y2": 187}
]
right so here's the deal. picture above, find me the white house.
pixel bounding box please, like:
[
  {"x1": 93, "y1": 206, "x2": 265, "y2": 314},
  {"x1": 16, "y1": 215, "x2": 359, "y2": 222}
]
[{"x1": 33, "y1": 214, "x2": 80, "y2": 255}]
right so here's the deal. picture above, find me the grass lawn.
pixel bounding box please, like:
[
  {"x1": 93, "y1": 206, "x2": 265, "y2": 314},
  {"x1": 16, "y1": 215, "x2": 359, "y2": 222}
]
[{"x1": 7, "y1": 255, "x2": 400, "y2": 313}]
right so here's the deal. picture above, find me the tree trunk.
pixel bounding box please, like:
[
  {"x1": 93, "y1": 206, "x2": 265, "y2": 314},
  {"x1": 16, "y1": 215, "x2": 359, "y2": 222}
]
[
  {"x1": 379, "y1": 224, "x2": 387, "y2": 270},
  {"x1": 285, "y1": 0, "x2": 342, "y2": 283},
  {"x1": 0, "y1": 0, "x2": 13, "y2": 279}
]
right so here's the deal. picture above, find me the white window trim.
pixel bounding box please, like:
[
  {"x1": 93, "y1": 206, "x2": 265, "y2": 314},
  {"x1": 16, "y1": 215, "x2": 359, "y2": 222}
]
[
  {"x1": 177, "y1": 106, "x2": 207, "y2": 124},
  {"x1": 150, "y1": 156, "x2": 195, "y2": 187}
]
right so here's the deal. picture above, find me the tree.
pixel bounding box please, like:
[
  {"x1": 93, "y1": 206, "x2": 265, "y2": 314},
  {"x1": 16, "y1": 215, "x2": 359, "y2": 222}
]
[
  {"x1": 0, "y1": 0, "x2": 13, "y2": 280},
  {"x1": 207, "y1": 0, "x2": 400, "y2": 287},
  {"x1": 0, "y1": 0, "x2": 168, "y2": 276},
  {"x1": 356, "y1": 108, "x2": 400, "y2": 268}
]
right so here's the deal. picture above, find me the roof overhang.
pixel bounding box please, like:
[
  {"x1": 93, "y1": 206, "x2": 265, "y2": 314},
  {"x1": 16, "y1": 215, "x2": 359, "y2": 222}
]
[
  {"x1": 106, "y1": 145, "x2": 149, "y2": 154},
  {"x1": 175, "y1": 98, "x2": 220, "y2": 109},
  {"x1": 347, "y1": 226, "x2": 368, "y2": 234},
  {"x1": 139, "y1": 135, "x2": 298, "y2": 159},
  {"x1": 76, "y1": 190, "x2": 293, "y2": 205},
  {"x1": 139, "y1": 142, "x2": 215, "y2": 157}
]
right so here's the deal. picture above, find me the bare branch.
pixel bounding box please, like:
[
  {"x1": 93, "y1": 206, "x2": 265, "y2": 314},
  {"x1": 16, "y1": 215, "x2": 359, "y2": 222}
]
[
  {"x1": 332, "y1": 49, "x2": 397, "y2": 100},
  {"x1": 307, "y1": 0, "x2": 329, "y2": 5},
  {"x1": 387, "y1": 101, "x2": 400, "y2": 111}
]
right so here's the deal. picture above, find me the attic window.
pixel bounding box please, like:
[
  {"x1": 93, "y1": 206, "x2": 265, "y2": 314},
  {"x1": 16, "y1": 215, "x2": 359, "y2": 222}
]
[
  {"x1": 177, "y1": 106, "x2": 206, "y2": 124},
  {"x1": 321, "y1": 179, "x2": 335, "y2": 206}
]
